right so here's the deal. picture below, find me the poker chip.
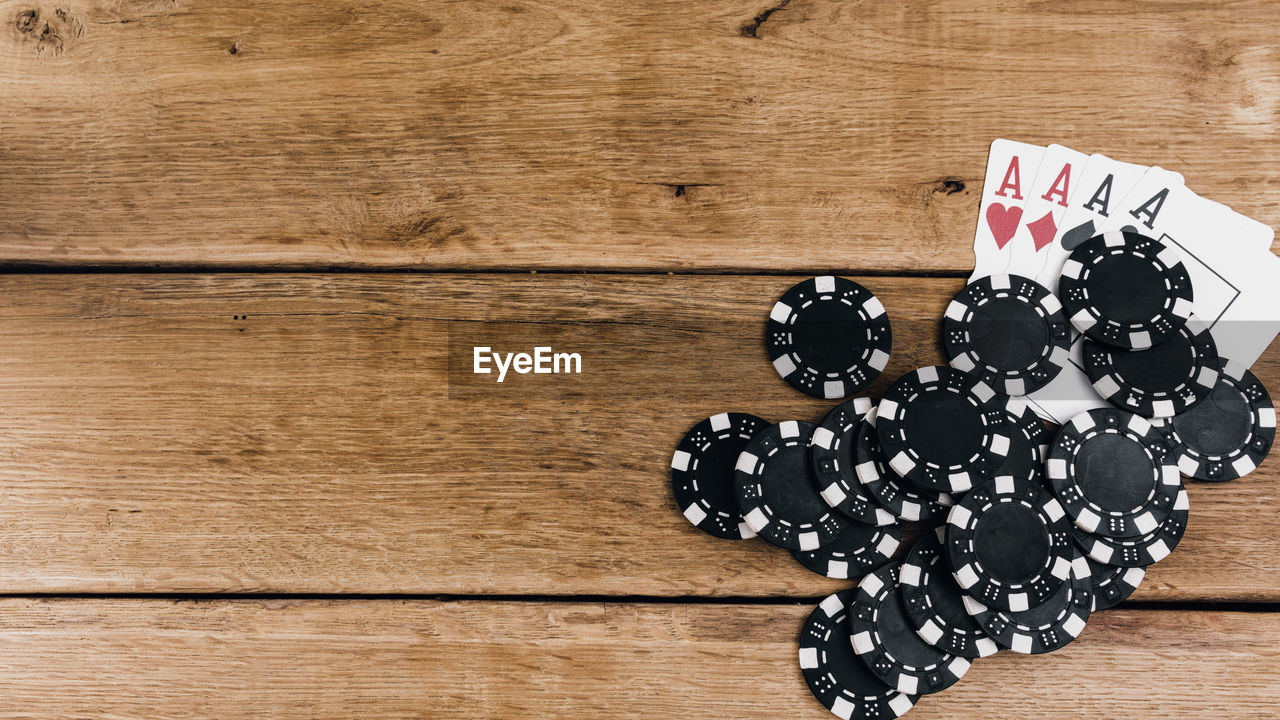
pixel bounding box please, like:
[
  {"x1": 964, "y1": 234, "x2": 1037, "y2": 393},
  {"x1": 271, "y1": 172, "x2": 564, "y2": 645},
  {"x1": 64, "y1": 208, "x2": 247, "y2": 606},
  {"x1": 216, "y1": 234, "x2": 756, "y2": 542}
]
[
  {"x1": 1083, "y1": 316, "x2": 1219, "y2": 418},
  {"x1": 1085, "y1": 557, "x2": 1145, "y2": 611},
  {"x1": 735, "y1": 420, "x2": 850, "y2": 551},
  {"x1": 1152, "y1": 357, "x2": 1276, "y2": 481},
  {"x1": 945, "y1": 474, "x2": 1073, "y2": 613},
  {"x1": 899, "y1": 527, "x2": 1000, "y2": 659},
  {"x1": 766, "y1": 276, "x2": 892, "y2": 399},
  {"x1": 1072, "y1": 487, "x2": 1190, "y2": 567},
  {"x1": 811, "y1": 397, "x2": 898, "y2": 526},
  {"x1": 671, "y1": 412, "x2": 769, "y2": 539},
  {"x1": 962, "y1": 551, "x2": 1092, "y2": 654},
  {"x1": 876, "y1": 366, "x2": 1010, "y2": 494},
  {"x1": 1046, "y1": 408, "x2": 1181, "y2": 538},
  {"x1": 995, "y1": 396, "x2": 1051, "y2": 484},
  {"x1": 943, "y1": 273, "x2": 1070, "y2": 396},
  {"x1": 1058, "y1": 230, "x2": 1194, "y2": 349},
  {"x1": 855, "y1": 408, "x2": 953, "y2": 522},
  {"x1": 800, "y1": 590, "x2": 917, "y2": 720},
  {"x1": 792, "y1": 521, "x2": 903, "y2": 580},
  {"x1": 850, "y1": 563, "x2": 973, "y2": 695}
]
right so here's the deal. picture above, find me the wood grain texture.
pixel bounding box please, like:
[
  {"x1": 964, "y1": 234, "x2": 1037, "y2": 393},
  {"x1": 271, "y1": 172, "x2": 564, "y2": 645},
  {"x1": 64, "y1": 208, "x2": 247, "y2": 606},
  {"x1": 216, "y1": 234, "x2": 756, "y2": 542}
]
[
  {"x1": 0, "y1": 599, "x2": 1273, "y2": 719},
  {"x1": 0, "y1": 0, "x2": 1277, "y2": 270},
  {"x1": 0, "y1": 273, "x2": 1275, "y2": 598}
]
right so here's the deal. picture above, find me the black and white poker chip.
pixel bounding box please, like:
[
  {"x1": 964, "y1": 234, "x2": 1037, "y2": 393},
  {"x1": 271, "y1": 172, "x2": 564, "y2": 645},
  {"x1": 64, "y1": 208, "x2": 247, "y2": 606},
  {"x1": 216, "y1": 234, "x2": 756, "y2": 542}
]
[
  {"x1": 876, "y1": 366, "x2": 1011, "y2": 494},
  {"x1": 735, "y1": 420, "x2": 850, "y2": 551},
  {"x1": 899, "y1": 527, "x2": 999, "y2": 659},
  {"x1": 766, "y1": 276, "x2": 892, "y2": 399},
  {"x1": 812, "y1": 397, "x2": 898, "y2": 526},
  {"x1": 1083, "y1": 316, "x2": 1219, "y2": 418},
  {"x1": 1058, "y1": 230, "x2": 1194, "y2": 349},
  {"x1": 1153, "y1": 357, "x2": 1276, "y2": 481},
  {"x1": 946, "y1": 474, "x2": 1073, "y2": 613},
  {"x1": 1072, "y1": 487, "x2": 1190, "y2": 567},
  {"x1": 800, "y1": 590, "x2": 917, "y2": 720},
  {"x1": 671, "y1": 412, "x2": 769, "y2": 539},
  {"x1": 995, "y1": 396, "x2": 1051, "y2": 484},
  {"x1": 855, "y1": 408, "x2": 952, "y2": 523},
  {"x1": 850, "y1": 563, "x2": 973, "y2": 696},
  {"x1": 962, "y1": 550, "x2": 1092, "y2": 654},
  {"x1": 943, "y1": 273, "x2": 1071, "y2": 396},
  {"x1": 793, "y1": 521, "x2": 903, "y2": 580},
  {"x1": 1086, "y1": 557, "x2": 1145, "y2": 611},
  {"x1": 1046, "y1": 408, "x2": 1181, "y2": 538}
]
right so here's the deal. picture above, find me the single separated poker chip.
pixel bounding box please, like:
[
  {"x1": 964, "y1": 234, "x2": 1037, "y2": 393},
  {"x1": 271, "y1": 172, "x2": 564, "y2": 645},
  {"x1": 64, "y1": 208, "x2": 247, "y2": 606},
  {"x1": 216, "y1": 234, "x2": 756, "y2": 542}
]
[
  {"x1": 943, "y1": 273, "x2": 1070, "y2": 396},
  {"x1": 1058, "y1": 230, "x2": 1194, "y2": 349},
  {"x1": 811, "y1": 397, "x2": 897, "y2": 526},
  {"x1": 850, "y1": 563, "x2": 972, "y2": 696},
  {"x1": 1153, "y1": 358, "x2": 1276, "y2": 481},
  {"x1": 899, "y1": 527, "x2": 1000, "y2": 659},
  {"x1": 1083, "y1": 316, "x2": 1219, "y2": 418},
  {"x1": 800, "y1": 590, "x2": 917, "y2": 720},
  {"x1": 1046, "y1": 409, "x2": 1181, "y2": 539},
  {"x1": 671, "y1": 412, "x2": 769, "y2": 539},
  {"x1": 995, "y1": 396, "x2": 1051, "y2": 484},
  {"x1": 962, "y1": 550, "x2": 1092, "y2": 654},
  {"x1": 1086, "y1": 557, "x2": 1145, "y2": 611},
  {"x1": 766, "y1": 276, "x2": 892, "y2": 399},
  {"x1": 1072, "y1": 487, "x2": 1190, "y2": 567},
  {"x1": 876, "y1": 366, "x2": 1010, "y2": 494},
  {"x1": 792, "y1": 521, "x2": 903, "y2": 580},
  {"x1": 855, "y1": 408, "x2": 952, "y2": 522},
  {"x1": 735, "y1": 420, "x2": 849, "y2": 551},
  {"x1": 946, "y1": 475, "x2": 1073, "y2": 613}
]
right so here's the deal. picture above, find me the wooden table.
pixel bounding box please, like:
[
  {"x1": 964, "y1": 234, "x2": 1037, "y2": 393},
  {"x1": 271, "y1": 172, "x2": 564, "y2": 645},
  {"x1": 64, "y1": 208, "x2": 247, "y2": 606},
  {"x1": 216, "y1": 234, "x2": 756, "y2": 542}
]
[{"x1": 1, "y1": 1, "x2": 1278, "y2": 717}]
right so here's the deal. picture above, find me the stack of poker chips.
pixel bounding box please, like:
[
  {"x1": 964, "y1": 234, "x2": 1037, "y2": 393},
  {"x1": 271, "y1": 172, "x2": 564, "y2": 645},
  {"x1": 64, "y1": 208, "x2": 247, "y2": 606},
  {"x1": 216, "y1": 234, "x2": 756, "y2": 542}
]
[{"x1": 669, "y1": 232, "x2": 1274, "y2": 719}]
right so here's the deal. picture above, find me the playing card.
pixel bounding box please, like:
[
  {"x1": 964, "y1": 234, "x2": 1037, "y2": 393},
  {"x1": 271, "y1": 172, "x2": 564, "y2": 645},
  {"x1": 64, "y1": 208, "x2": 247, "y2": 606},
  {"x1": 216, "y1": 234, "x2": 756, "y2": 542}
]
[
  {"x1": 1006, "y1": 144, "x2": 1088, "y2": 279},
  {"x1": 1037, "y1": 155, "x2": 1159, "y2": 285},
  {"x1": 971, "y1": 139, "x2": 1044, "y2": 281}
]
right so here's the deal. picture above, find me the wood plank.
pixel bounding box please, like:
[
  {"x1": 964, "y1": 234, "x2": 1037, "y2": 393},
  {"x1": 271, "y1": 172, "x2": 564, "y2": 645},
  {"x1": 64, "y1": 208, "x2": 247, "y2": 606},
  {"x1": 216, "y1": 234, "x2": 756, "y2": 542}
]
[
  {"x1": 0, "y1": 0, "x2": 1278, "y2": 270},
  {"x1": 0, "y1": 599, "x2": 1274, "y2": 718},
  {"x1": 0, "y1": 273, "x2": 1276, "y2": 598}
]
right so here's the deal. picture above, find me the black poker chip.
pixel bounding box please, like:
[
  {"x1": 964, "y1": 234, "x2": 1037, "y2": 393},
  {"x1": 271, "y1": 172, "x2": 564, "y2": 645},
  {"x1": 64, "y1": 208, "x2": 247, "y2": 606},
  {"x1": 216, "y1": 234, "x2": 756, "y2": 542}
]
[
  {"x1": 1072, "y1": 487, "x2": 1189, "y2": 567},
  {"x1": 811, "y1": 397, "x2": 898, "y2": 526},
  {"x1": 945, "y1": 474, "x2": 1073, "y2": 613},
  {"x1": 1086, "y1": 557, "x2": 1145, "y2": 611},
  {"x1": 850, "y1": 563, "x2": 973, "y2": 696},
  {"x1": 734, "y1": 420, "x2": 850, "y2": 551},
  {"x1": 855, "y1": 408, "x2": 952, "y2": 522},
  {"x1": 792, "y1": 521, "x2": 903, "y2": 580},
  {"x1": 943, "y1": 273, "x2": 1071, "y2": 396},
  {"x1": 1152, "y1": 357, "x2": 1276, "y2": 481},
  {"x1": 876, "y1": 366, "x2": 1011, "y2": 494},
  {"x1": 1057, "y1": 230, "x2": 1194, "y2": 349},
  {"x1": 1046, "y1": 408, "x2": 1182, "y2": 539},
  {"x1": 1083, "y1": 316, "x2": 1219, "y2": 418},
  {"x1": 962, "y1": 550, "x2": 1092, "y2": 654},
  {"x1": 800, "y1": 590, "x2": 917, "y2": 720},
  {"x1": 899, "y1": 527, "x2": 1000, "y2": 659},
  {"x1": 766, "y1": 276, "x2": 893, "y2": 399},
  {"x1": 671, "y1": 412, "x2": 769, "y2": 539},
  {"x1": 995, "y1": 397, "x2": 1051, "y2": 484}
]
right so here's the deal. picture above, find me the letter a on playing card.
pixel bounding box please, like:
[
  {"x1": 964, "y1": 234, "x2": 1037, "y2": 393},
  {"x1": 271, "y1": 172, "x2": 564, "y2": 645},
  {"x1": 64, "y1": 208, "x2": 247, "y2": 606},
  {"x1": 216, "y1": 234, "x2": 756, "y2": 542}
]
[{"x1": 971, "y1": 140, "x2": 1045, "y2": 281}]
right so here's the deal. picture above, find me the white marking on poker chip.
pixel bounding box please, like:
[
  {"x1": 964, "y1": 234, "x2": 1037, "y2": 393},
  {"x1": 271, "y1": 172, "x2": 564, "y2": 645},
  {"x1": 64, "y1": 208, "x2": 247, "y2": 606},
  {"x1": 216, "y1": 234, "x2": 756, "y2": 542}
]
[
  {"x1": 822, "y1": 381, "x2": 843, "y2": 399},
  {"x1": 1004, "y1": 377, "x2": 1026, "y2": 396},
  {"x1": 864, "y1": 296, "x2": 887, "y2": 319},
  {"x1": 830, "y1": 697, "x2": 855, "y2": 720},
  {"x1": 1070, "y1": 410, "x2": 1098, "y2": 432},
  {"x1": 814, "y1": 275, "x2": 836, "y2": 293},
  {"x1": 994, "y1": 475, "x2": 1015, "y2": 494},
  {"x1": 961, "y1": 594, "x2": 986, "y2": 617},
  {"x1": 1161, "y1": 465, "x2": 1180, "y2": 486},
  {"x1": 895, "y1": 674, "x2": 919, "y2": 695},
  {"x1": 819, "y1": 592, "x2": 844, "y2": 617},
  {"x1": 972, "y1": 380, "x2": 996, "y2": 403},
  {"x1": 1061, "y1": 258, "x2": 1083, "y2": 279},
  {"x1": 948, "y1": 504, "x2": 972, "y2": 528},
  {"x1": 1196, "y1": 365, "x2": 1218, "y2": 387},
  {"x1": 772, "y1": 355, "x2": 797, "y2": 378},
  {"x1": 708, "y1": 413, "x2": 731, "y2": 431},
  {"x1": 877, "y1": 399, "x2": 899, "y2": 420},
  {"x1": 821, "y1": 484, "x2": 848, "y2": 508},
  {"x1": 878, "y1": 534, "x2": 901, "y2": 557},
  {"x1": 1102, "y1": 231, "x2": 1125, "y2": 247},
  {"x1": 744, "y1": 507, "x2": 770, "y2": 532},
  {"x1": 1178, "y1": 454, "x2": 1199, "y2": 475},
  {"x1": 1156, "y1": 244, "x2": 1183, "y2": 267},
  {"x1": 918, "y1": 619, "x2": 944, "y2": 645},
  {"x1": 870, "y1": 349, "x2": 890, "y2": 371},
  {"x1": 851, "y1": 629, "x2": 875, "y2": 655},
  {"x1": 1010, "y1": 633, "x2": 1034, "y2": 654},
  {"x1": 1148, "y1": 539, "x2": 1172, "y2": 563},
  {"x1": 889, "y1": 452, "x2": 916, "y2": 478},
  {"x1": 975, "y1": 636, "x2": 999, "y2": 657},
  {"x1": 899, "y1": 500, "x2": 923, "y2": 522},
  {"x1": 1042, "y1": 293, "x2": 1063, "y2": 314},
  {"x1": 1051, "y1": 555, "x2": 1073, "y2": 580},
  {"x1": 1050, "y1": 344, "x2": 1069, "y2": 364},
  {"x1": 737, "y1": 521, "x2": 755, "y2": 539},
  {"x1": 1123, "y1": 566, "x2": 1147, "y2": 585},
  {"x1": 1233, "y1": 455, "x2": 1259, "y2": 476},
  {"x1": 1085, "y1": 540, "x2": 1115, "y2": 565},
  {"x1": 1008, "y1": 592, "x2": 1029, "y2": 612},
  {"x1": 769, "y1": 301, "x2": 793, "y2": 324},
  {"x1": 827, "y1": 559, "x2": 850, "y2": 579},
  {"x1": 1071, "y1": 309, "x2": 1097, "y2": 332},
  {"x1": 951, "y1": 353, "x2": 977, "y2": 373},
  {"x1": 946, "y1": 471, "x2": 972, "y2": 492},
  {"x1": 954, "y1": 564, "x2": 979, "y2": 590},
  {"x1": 683, "y1": 504, "x2": 708, "y2": 526},
  {"x1": 1151, "y1": 399, "x2": 1176, "y2": 417},
  {"x1": 1174, "y1": 489, "x2": 1190, "y2": 511},
  {"x1": 946, "y1": 657, "x2": 972, "y2": 678},
  {"x1": 990, "y1": 274, "x2": 1012, "y2": 290},
  {"x1": 900, "y1": 562, "x2": 923, "y2": 586},
  {"x1": 1063, "y1": 612, "x2": 1087, "y2": 638},
  {"x1": 735, "y1": 451, "x2": 758, "y2": 475},
  {"x1": 779, "y1": 420, "x2": 801, "y2": 438},
  {"x1": 1224, "y1": 358, "x2": 1248, "y2": 380},
  {"x1": 670, "y1": 450, "x2": 691, "y2": 471},
  {"x1": 798, "y1": 531, "x2": 821, "y2": 551},
  {"x1": 1043, "y1": 498, "x2": 1066, "y2": 522},
  {"x1": 1093, "y1": 375, "x2": 1122, "y2": 399},
  {"x1": 798, "y1": 646, "x2": 819, "y2": 669},
  {"x1": 989, "y1": 432, "x2": 1009, "y2": 456},
  {"x1": 811, "y1": 426, "x2": 836, "y2": 450},
  {"x1": 1127, "y1": 413, "x2": 1153, "y2": 435},
  {"x1": 1006, "y1": 397, "x2": 1028, "y2": 416},
  {"x1": 1075, "y1": 507, "x2": 1101, "y2": 533},
  {"x1": 860, "y1": 571, "x2": 885, "y2": 596},
  {"x1": 1128, "y1": 329, "x2": 1152, "y2": 348},
  {"x1": 918, "y1": 365, "x2": 940, "y2": 384},
  {"x1": 889, "y1": 694, "x2": 914, "y2": 716},
  {"x1": 1261, "y1": 408, "x2": 1277, "y2": 428},
  {"x1": 945, "y1": 300, "x2": 968, "y2": 322},
  {"x1": 1046, "y1": 458, "x2": 1068, "y2": 480}
]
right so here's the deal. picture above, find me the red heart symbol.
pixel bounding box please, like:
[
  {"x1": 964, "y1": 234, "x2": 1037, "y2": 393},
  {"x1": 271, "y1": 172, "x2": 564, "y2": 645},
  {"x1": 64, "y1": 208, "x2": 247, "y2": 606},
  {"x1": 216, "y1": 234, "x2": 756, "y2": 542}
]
[
  {"x1": 986, "y1": 203, "x2": 1022, "y2": 248},
  {"x1": 1026, "y1": 211, "x2": 1058, "y2": 251}
]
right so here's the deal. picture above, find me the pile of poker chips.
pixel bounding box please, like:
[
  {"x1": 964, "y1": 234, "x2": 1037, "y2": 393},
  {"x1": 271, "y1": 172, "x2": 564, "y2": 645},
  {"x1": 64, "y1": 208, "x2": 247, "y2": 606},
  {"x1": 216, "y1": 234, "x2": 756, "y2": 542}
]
[{"x1": 669, "y1": 232, "x2": 1275, "y2": 718}]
